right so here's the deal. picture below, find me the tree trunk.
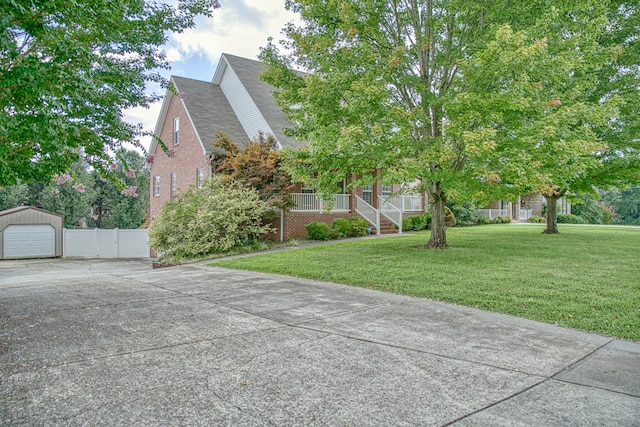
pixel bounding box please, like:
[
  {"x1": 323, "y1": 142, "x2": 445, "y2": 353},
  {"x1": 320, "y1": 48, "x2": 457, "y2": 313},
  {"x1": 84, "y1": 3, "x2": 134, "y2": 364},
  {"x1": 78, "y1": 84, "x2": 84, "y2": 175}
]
[
  {"x1": 424, "y1": 183, "x2": 448, "y2": 249},
  {"x1": 543, "y1": 195, "x2": 559, "y2": 234}
]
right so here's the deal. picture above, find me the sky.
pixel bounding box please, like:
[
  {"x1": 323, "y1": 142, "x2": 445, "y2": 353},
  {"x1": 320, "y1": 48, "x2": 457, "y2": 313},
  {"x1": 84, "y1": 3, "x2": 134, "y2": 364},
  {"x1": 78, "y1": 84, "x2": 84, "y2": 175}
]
[{"x1": 123, "y1": 0, "x2": 299, "y2": 151}]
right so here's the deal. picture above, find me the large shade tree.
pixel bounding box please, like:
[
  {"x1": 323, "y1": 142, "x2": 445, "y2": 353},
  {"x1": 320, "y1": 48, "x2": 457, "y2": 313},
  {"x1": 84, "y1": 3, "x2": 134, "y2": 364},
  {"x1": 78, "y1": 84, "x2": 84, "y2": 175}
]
[
  {"x1": 467, "y1": 6, "x2": 631, "y2": 234},
  {"x1": 0, "y1": 0, "x2": 218, "y2": 186},
  {"x1": 260, "y1": 0, "x2": 636, "y2": 246}
]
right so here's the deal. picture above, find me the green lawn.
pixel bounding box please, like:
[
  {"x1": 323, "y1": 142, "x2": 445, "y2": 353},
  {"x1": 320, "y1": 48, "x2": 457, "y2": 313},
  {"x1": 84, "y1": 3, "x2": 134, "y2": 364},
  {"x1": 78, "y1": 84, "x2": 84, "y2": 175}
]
[{"x1": 214, "y1": 225, "x2": 640, "y2": 340}]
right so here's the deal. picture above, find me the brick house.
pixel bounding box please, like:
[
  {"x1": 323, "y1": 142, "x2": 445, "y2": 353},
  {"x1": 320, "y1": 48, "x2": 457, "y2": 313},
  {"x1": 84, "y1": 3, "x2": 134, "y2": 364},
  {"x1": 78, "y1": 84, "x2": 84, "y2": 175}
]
[
  {"x1": 479, "y1": 195, "x2": 571, "y2": 221},
  {"x1": 149, "y1": 53, "x2": 427, "y2": 239}
]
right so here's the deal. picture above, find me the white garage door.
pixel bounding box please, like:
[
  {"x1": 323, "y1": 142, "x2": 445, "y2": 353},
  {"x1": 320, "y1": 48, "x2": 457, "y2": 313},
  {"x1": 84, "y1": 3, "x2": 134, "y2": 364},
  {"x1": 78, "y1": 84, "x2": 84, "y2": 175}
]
[{"x1": 4, "y1": 224, "x2": 56, "y2": 258}]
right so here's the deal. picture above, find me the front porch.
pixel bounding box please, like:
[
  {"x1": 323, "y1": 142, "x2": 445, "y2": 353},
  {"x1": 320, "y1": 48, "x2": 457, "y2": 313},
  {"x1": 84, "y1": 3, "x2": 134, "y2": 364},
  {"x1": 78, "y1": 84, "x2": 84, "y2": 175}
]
[{"x1": 289, "y1": 193, "x2": 425, "y2": 235}]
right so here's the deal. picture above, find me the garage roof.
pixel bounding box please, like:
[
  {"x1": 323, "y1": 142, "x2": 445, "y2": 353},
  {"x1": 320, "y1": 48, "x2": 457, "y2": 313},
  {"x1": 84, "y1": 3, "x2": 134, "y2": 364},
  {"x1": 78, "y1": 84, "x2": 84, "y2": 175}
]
[{"x1": 0, "y1": 206, "x2": 63, "y2": 218}]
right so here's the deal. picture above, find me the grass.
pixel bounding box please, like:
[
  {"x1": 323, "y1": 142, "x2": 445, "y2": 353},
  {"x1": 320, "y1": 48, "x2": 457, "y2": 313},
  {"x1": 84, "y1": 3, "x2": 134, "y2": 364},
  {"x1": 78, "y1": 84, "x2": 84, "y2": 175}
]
[{"x1": 214, "y1": 225, "x2": 640, "y2": 341}]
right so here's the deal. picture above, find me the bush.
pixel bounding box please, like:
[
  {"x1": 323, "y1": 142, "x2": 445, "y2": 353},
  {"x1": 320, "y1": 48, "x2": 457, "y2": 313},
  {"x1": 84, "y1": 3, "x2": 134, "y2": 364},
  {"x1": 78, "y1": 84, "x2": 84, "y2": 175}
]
[
  {"x1": 327, "y1": 227, "x2": 344, "y2": 240},
  {"x1": 528, "y1": 215, "x2": 546, "y2": 223},
  {"x1": 447, "y1": 202, "x2": 484, "y2": 227},
  {"x1": 445, "y1": 206, "x2": 456, "y2": 227},
  {"x1": 402, "y1": 212, "x2": 432, "y2": 231},
  {"x1": 491, "y1": 215, "x2": 511, "y2": 224},
  {"x1": 332, "y1": 218, "x2": 351, "y2": 237},
  {"x1": 306, "y1": 221, "x2": 330, "y2": 240},
  {"x1": 557, "y1": 214, "x2": 586, "y2": 224},
  {"x1": 598, "y1": 205, "x2": 615, "y2": 224},
  {"x1": 348, "y1": 216, "x2": 369, "y2": 237},
  {"x1": 149, "y1": 176, "x2": 273, "y2": 261}
]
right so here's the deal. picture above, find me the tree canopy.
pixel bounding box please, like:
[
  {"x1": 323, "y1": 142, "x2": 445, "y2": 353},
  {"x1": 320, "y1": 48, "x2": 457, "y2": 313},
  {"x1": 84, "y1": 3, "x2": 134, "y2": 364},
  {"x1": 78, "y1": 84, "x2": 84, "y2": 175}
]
[
  {"x1": 210, "y1": 131, "x2": 296, "y2": 208},
  {"x1": 0, "y1": 0, "x2": 217, "y2": 186},
  {"x1": 260, "y1": 0, "x2": 639, "y2": 246},
  {"x1": 0, "y1": 148, "x2": 149, "y2": 228}
]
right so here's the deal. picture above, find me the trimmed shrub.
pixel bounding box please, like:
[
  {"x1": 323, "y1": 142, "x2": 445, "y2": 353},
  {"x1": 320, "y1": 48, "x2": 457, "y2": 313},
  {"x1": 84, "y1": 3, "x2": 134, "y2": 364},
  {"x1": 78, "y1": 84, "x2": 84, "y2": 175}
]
[
  {"x1": 306, "y1": 221, "x2": 330, "y2": 240},
  {"x1": 327, "y1": 227, "x2": 344, "y2": 240},
  {"x1": 348, "y1": 216, "x2": 369, "y2": 237},
  {"x1": 402, "y1": 212, "x2": 432, "y2": 231},
  {"x1": 491, "y1": 215, "x2": 512, "y2": 224},
  {"x1": 557, "y1": 214, "x2": 586, "y2": 224},
  {"x1": 332, "y1": 218, "x2": 351, "y2": 237},
  {"x1": 528, "y1": 215, "x2": 546, "y2": 223},
  {"x1": 447, "y1": 203, "x2": 484, "y2": 227},
  {"x1": 149, "y1": 176, "x2": 273, "y2": 261}
]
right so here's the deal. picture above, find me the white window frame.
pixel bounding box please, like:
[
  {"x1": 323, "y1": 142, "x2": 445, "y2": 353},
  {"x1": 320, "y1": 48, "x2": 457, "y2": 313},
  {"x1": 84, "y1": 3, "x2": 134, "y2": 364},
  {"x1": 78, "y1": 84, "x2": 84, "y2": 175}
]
[
  {"x1": 173, "y1": 117, "x2": 180, "y2": 146},
  {"x1": 170, "y1": 173, "x2": 177, "y2": 199},
  {"x1": 196, "y1": 168, "x2": 204, "y2": 188},
  {"x1": 362, "y1": 184, "x2": 373, "y2": 205},
  {"x1": 153, "y1": 176, "x2": 160, "y2": 196}
]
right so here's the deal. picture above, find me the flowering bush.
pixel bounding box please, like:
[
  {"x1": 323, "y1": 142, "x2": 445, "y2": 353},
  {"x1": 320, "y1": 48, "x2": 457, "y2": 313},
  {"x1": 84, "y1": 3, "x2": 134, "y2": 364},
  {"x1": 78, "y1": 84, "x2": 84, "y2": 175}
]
[{"x1": 149, "y1": 176, "x2": 273, "y2": 260}]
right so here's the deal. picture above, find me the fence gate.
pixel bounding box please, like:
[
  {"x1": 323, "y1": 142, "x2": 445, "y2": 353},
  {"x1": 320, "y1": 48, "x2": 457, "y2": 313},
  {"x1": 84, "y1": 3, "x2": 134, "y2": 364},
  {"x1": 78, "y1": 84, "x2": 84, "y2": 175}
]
[{"x1": 63, "y1": 229, "x2": 150, "y2": 258}]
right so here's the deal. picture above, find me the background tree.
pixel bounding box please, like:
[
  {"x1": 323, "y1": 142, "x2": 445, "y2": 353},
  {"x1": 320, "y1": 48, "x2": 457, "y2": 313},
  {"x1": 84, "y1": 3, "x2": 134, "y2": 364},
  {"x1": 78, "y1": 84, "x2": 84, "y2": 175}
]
[
  {"x1": 40, "y1": 163, "x2": 94, "y2": 228},
  {"x1": 0, "y1": 149, "x2": 149, "y2": 228},
  {"x1": 86, "y1": 149, "x2": 150, "y2": 229},
  {"x1": 210, "y1": 131, "x2": 295, "y2": 208},
  {"x1": 0, "y1": 182, "x2": 29, "y2": 211},
  {"x1": 518, "y1": 3, "x2": 637, "y2": 234},
  {"x1": 602, "y1": 187, "x2": 640, "y2": 225},
  {"x1": 466, "y1": 12, "x2": 623, "y2": 234},
  {"x1": 0, "y1": 0, "x2": 218, "y2": 186}
]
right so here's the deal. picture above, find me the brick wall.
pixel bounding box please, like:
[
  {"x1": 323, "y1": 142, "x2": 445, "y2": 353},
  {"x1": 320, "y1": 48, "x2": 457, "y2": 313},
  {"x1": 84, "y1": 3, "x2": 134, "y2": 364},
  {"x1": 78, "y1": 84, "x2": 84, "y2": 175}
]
[
  {"x1": 149, "y1": 95, "x2": 211, "y2": 219},
  {"x1": 282, "y1": 212, "x2": 358, "y2": 240}
]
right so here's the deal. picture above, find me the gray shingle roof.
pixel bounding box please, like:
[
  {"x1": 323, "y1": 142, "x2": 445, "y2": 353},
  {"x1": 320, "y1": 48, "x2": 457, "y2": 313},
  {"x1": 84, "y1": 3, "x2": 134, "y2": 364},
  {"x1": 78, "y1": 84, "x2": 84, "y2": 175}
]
[
  {"x1": 219, "y1": 53, "x2": 303, "y2": 149},
  {"x1": 171, "y1": 76, "x2": 247, "y2": 154}
]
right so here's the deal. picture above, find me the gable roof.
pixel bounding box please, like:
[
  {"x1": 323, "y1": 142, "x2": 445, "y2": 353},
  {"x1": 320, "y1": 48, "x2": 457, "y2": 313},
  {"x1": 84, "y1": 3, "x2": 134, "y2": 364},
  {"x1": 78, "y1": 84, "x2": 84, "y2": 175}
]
[
  {"x1": 219, "y1": 54, "x2": 301, "y2": 149},
  {"x1": 0, "y1": 206, "x2": 63, "y2": 219},
  {"x1": 150, "y1": 52, "x2": 304, "y2": 157},
  {"x1": 172, "y1": 76, "x2": 247, "y2": 153}
]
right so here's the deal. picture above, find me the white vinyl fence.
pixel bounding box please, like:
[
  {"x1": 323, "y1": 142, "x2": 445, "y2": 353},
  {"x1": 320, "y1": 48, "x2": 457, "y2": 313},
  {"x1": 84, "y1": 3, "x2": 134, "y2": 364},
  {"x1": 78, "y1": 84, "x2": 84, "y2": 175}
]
[{"x1": 63, "y1": 228, "x2": 150, "y2": 258}]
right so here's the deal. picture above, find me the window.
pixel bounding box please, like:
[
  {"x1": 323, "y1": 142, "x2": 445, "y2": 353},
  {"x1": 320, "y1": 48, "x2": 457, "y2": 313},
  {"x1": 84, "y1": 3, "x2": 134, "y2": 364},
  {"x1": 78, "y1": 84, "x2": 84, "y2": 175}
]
[
  {"x1": 301, "y1": 187, "x2": 315, "y2": 194},
  {"x1": 196, "y1": 168, "x2": 204, "y2": 188},
  {"x1": 362, "y1": 184, "x2": 373, "y2": 205},
  {"x1": 382, "y1": 185, "x2": 392, "y2": 197},
  {"x1": 153, "y1": 176, "x2": 160, "y2": 196},
  {"x1": 173, "y1": 117, "x2": 180, "y2": 146},
  {"x1": 171, "y1": 173, "x2": 177, "y2": 199}
]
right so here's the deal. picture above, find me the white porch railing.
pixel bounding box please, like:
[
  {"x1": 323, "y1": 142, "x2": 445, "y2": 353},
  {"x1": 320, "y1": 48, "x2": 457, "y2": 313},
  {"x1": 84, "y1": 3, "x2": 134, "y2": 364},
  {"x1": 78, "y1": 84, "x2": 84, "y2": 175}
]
[
  {"x1": 385, "y1": 195, "x2": 424, "y2": 212},
  {"x1": 519, "y1": 209, "x2": 533, "y2": 220},
  {"x1": 477, "y1": 209, "x2": 509, "y2": 219},
  {"x1": 290, "y1": 193, "x2": 350, "y2": 213},
  {"x1": 379, "y1": 196, "x2": 402, "y2": 233},
  {"x1": 355, "y1": 195, "x2": 380, "y2": 235}
]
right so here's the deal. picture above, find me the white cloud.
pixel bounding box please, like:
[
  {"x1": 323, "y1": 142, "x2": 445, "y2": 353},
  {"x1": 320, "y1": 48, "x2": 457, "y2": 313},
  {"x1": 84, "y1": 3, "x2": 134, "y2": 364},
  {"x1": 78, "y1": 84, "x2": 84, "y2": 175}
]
[
  {"x1": 169, "y1": 0, "x2": 298, "y2": 63},
  {"x1": 165, "y1": 47, "x2": 182, "y2": 63}
]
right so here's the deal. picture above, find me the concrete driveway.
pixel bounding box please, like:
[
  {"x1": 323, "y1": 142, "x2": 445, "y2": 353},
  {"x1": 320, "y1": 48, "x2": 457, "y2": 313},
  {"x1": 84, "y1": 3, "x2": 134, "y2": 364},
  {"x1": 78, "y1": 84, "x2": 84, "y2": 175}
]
[{"x1": 1, "y1": 258, "x2": 638, "y2": 426}]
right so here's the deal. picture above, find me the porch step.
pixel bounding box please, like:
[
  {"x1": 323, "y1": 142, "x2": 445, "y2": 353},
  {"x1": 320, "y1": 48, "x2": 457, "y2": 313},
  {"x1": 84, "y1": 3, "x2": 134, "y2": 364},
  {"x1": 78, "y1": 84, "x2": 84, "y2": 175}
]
[{"x1": 373, "y1": 218, "x2": 399, "y2": 234}]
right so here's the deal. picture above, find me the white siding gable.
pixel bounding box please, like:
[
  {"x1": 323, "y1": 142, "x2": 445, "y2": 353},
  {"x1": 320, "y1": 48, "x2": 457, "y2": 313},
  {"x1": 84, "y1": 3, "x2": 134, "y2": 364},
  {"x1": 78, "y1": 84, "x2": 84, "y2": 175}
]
[{"x1": 219, "y1": 62, "x2": 275, "y2": 143}]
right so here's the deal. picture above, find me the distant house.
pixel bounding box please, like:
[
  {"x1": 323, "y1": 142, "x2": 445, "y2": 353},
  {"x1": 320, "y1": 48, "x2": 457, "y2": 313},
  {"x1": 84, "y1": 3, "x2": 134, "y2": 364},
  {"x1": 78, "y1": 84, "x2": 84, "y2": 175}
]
[
  {"x1": 479, "y1": 194, "x2": 571, "y2": 221},
  {"x1": 149, "y1": 53, "x2": 426, "y2": 239}
]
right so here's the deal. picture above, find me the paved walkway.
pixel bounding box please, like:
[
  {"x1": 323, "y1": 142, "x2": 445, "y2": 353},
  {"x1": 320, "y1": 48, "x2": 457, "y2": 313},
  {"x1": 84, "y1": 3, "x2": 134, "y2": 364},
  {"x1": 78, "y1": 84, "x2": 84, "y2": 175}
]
[{"x1": 1, "y1": 258, "x2": 638, "y2": 426}]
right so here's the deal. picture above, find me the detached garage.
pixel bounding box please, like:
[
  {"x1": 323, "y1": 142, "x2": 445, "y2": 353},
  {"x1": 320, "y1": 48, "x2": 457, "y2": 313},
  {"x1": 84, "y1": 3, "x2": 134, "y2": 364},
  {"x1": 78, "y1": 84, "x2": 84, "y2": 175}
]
[{"x1": 0, "y1": 207, "x2": 63, "y2": 259}]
